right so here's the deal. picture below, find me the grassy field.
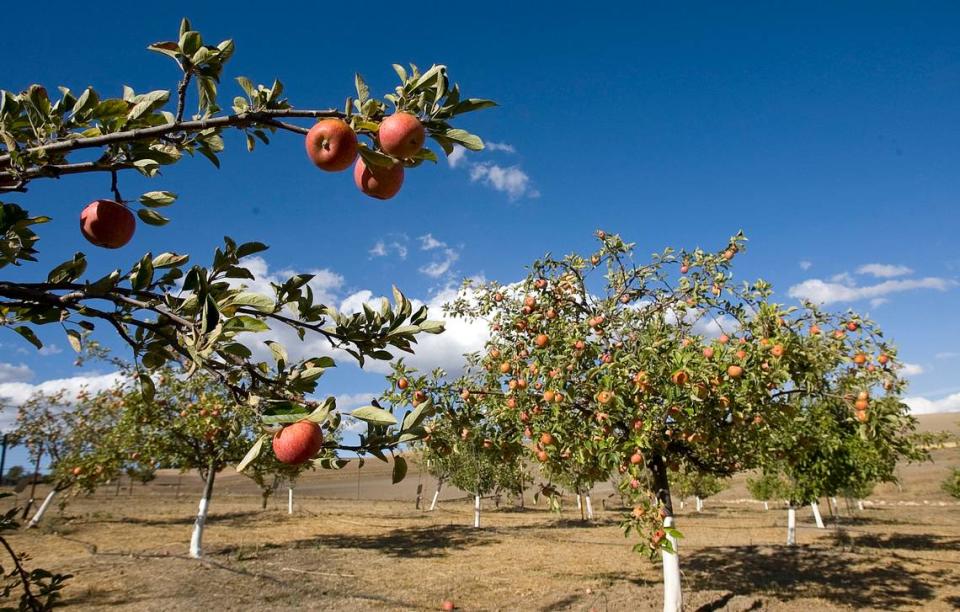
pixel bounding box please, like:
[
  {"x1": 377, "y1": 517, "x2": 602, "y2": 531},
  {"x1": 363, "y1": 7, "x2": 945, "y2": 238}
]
[{"x1": 2, "y1": 413, "x2": 958, "y2": 611}]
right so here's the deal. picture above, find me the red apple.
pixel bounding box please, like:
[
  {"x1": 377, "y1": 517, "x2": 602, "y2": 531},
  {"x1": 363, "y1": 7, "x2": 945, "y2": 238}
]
[
  {"x1": 305, "y1": 119, "x2": 358, "y2": 171},
  {"x1": 379, "y1": 112, "x2": 425, "y2": 158},
  {"x1": 354, "y1": 158, "x2": 404, "y2": 200},
  {"x1": 272, "y1": 421, "x2": 324, "y2": 464},
  {"x1": 80, "y1": 199, "x2": 135, "y2": 248}
]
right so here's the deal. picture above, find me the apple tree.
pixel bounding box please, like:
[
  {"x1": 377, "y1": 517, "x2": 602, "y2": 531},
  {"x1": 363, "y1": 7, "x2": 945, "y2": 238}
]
[
  {"x1": 668, "y1": 466, "x2": 726, "y2": 513},
  {"x1": 442, "y1": 230, "x2": 922, "y2": 611}
]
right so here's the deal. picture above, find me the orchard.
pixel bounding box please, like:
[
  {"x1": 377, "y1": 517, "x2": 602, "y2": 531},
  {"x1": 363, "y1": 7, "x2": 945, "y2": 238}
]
[{"x1": 2, "y1": 12, "x2": 959, "y2": 612}]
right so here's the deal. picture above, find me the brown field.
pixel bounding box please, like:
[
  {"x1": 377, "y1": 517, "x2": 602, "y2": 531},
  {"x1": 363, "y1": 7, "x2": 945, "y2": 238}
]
[{"x1": 2, "y1": 413, "x2": 959, "y2": 611}]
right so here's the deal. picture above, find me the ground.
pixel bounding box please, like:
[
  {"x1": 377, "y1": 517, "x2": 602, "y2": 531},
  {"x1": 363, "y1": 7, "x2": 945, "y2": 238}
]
[{"x1": 2, "y1": 414, "x2": 958, "y2": 611}]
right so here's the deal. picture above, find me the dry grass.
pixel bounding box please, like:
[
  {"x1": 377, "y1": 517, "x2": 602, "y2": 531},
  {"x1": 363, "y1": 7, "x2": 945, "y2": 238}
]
[{"x1": 2, "y1": 414, "x2": 958, "y2": 611}]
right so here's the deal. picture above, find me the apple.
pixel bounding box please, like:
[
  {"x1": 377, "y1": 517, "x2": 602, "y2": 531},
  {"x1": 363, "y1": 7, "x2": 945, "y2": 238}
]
[
  {"x1": 727, "y1": 365, "x2": 744, "y2": 379},
  {"x1": 273, "y1": 421, "x2": 324, "y2": 465},
  {"x1": 597, "y1": 390, "x2": 614, "y2": 404},
  {"x1": 671, "y1": 370, "x2": 688, "y2": 386},
  {"x1": 80, "y1": 199, "x2": 135, "y2": 248},
  {"x1": 378, "y1": 112, "x2": 425, "y2": 158},
  {"x1": 540, "y1": 432, "x2": 554, "y2": 446},
  {"x1": 441, "y1": 600, "x2": 456, "y2": 611},
  {"x1": 630, "y1": 451, "x2": 643, "y2": 465},
  {"x1": 304, "y1": 119, "x2": 358, "y2": 171},
  {"x1": 354, "y1": 158, "x2": 404, "y2": 200},
  {"x1": 703, "y1": 347, "x2": 715, "y2": 359},
  {"x1": 535, "y1": 334, "x2": 550, "y2": 348},
  {"x1": 397, "y1": 378, "x2": 409, "y2": 390}
]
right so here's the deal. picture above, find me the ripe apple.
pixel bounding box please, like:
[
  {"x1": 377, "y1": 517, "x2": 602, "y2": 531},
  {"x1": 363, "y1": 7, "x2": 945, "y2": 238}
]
[
  {"x1": 441, "y1": 601, "x2": 456, "y2": 611},
  {"x1": 853, "y1": 353, "x2": 867, "y2": 366},
  {"x1": 846, "y1": 321, "x2": 859, "y2": 332},
  {"x1": 703, "y1": 347, "x2": 715, "y2": 359},
  {"x1": 630, "y1": 451, "x2": 643, "y2": 465},
  {"x1": 680, "y1": 264, "x2": 690, "y2": 274},
  {"x1": 855, "y1": 409, "x2": 868, "y2": 423},
  {"x1": 273, "y1": 421, "x2": 324, "y2": 464},
  {"x1": 718, "y1": 334, "x2": 729, "y2": 344},
  {"x1": 878, "y1": 353, "x2": 890, "y2": 365},
  {"x1": 536, "y1": 450, "x2": 549, "y2": 462},
  {"x1": 723, "y1": 249, "x2": 735, "y2": 261},
  {"x1": 540, "y1": 432, "x2": 554, "y2": 446},
  {"x1": 810, "y1": 325, "x2": 821, "y2": 335},
  {"x1": 354, "y1": 158, "x2": 404, "y2": 200},
  {"x1": 80, "y1": 199, "x2": 135, "y2": 248},
  {"x1": 543, "y1": 390, "x2": 556, "y2": 403},
  {"x1": 413, "y1": 390, "x2": 428, "y2": 404},
  {"x1": 671, "y1": 370, "x2": 689, "y2": 386},
  {"x1": 72, "y1": 466, "x2": 83, "y2": 476},
  {"x1": 535, "y1": 334, "x2": 550, "y2": 348},
  {"x1": 378, "y1": 112, "x2": 425, "y2": 158},
  {"x1": 304, "y1": 119, "x2": 358, "y2": 171},
  {"x1": 597, "y1": 390, "x2": 614, "y2": 404},
  {"x1": 770, "y1": 344, "x2": 784, "y2": 357},
  {"x1": 397, "y1": 378, "x2": 409, "y2": 390},
  {"x1": 727, "y1": 365, "x2": 744, "y2": 379}
]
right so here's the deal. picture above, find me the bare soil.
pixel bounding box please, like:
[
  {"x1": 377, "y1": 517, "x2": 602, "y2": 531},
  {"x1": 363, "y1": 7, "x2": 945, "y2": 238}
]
[{"x1": 2, "y1": 414, "x2": 958, "y2": 611}]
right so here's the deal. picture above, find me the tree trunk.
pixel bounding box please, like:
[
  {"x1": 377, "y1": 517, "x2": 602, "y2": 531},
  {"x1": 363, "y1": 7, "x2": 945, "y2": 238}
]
[
  {"x1": 811, "y1": 502, "x2": 825, "y2": 529},
  {"x1": 649, "y1": 454, "x2": 681, "y2": 612},
  {"x1": 695, "y1": 496, "x2": 703, "y2": 512},
  {"x1": 415, "y1": 483, "x2": 422, "y2": 510},
  {"x1": 786, "y1": 505, "x2": 797, "y2": 546},
  {"x1": 828, "y1": 497, "x2": 839, "y2": 516},
  {"x1": 473, "y1": 494, "x2": 481, "y2": 528},
  {"x1": 287, "y1": 486, "x2": 294, "y2": 515},
  {"x1": 857, "y1": 499, "x2": 864, "y2": 511},
  {"x1": 26, "y1": 489, "x2": 57, "y2": 528},
  {"x1": 430, "y1": 481, "x2": 442, "y2": 511},
  {"x1": 189, "y1": 464, "x2": 216, "y2": 559},
  {"x1": 585, "y1": 492, "x2": 594, "y2": 520},
  {"x1": 764, "y1": 501, "x2": 769, "y2": 511},
  {"x1": 21, "y1": 450, "x2": 42, "y2": 520}
]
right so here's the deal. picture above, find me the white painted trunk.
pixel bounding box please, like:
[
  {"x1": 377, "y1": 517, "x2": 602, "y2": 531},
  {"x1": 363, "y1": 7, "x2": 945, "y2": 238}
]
[
  {"x1": 473, "y1": 494, "x2": 481, "y2": 528},
  {"x1": 661, "y1": 516, "x2": 682, "y2": 612},
  {"x1": 585, "y1": 494, "x2": 594, "y2": 520},
  {"x1": 576, "y1": 494, "x2": 582, "y2": 510},
  {"x1": 189, "y1": 496, "x2": 209, "y2": 558},
  {"x1": 26, "y1": 490, "x2": 57, "y2": 528},
  {"x1": 786, "y1": 507, "x2": 797, "y2": 546},
  {"x1": 695, "y1": 496, "x2": 703, "y2": 512},
  {"x1": 829, "y1": 497, "x2": 839, "y2": 515},
  {"x1": 857, "y1": 499, "x2": 864, "y2": 511},
  {"x1": 764, "y1": 501, "x2": 769, "y2": 511},
  {"x1": 287, "y1": 487, "x2": 294, "y2": 514},
  {"x1": 811, "y1": 502, "x2": 825, "y2": 529},
  {"x1": 429, "y1": 486, "x2": 441, "y2": 511},
  {"x1": 679, "y1": 500, "x2": 684, "y2": 510}
]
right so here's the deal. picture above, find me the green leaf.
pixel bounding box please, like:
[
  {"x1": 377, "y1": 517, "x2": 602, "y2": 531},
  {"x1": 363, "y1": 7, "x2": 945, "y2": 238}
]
[
  {"x1": 442, "y1": 128, "x2": 484, "y2": 151},
  {"x1": 306, "y1": 397, "x2": 335, "y2": 424},
  {"x1": 13, "y1": 326, "x2": 42, "y2": 349},
  {"x1": 152, "y1": 252, "x2": 189, "y2": 269},
  {"x1": 358, "y1": 145, "x2": 398, "y2": 168},
  {"x1": 392, "y1": 456, "x2": 407, "y2": 484},
  {"x1": 265, "y1": 340, "x2": 288, "y2": 367},
  {"x1": 418, "y1": 320, "x2": 445, "y2": 334},
  {"x1": 223, "y1": 316, "x2": 269, "y2": 332},
  {"x1": 138, "y1": 373, "x2": 156, "y2": 403},
  {"x1": 355, "y1": 73, "x2": 369, "y2": 104},
  {"x1": 139, "y1": 191, "x2": 178, "y2": 207},
  {"x1": 236, "y1": 241, "x2": 269, "y2": 258},
  {"x1": 179, "y1": 31, "x2": 201, "y2": 56},
  {"x1": 351, "y1": 406, "x2": 397, "y2": 426},
  {"x1": 451, "y1": 99, "x2": 497, "y2": 115},
  {"x1": 236, "y1": 76, "x2": 255, "y2": 98},
  {"x1": 138, "y1": 208, "x2": 170, "y2": 226},
  {"x1": 127, "y1": 90, "x2": 170, "y2": 122},
  {"x1": 392, "y1": 64, "x2": 408, "y2": 83},
  {"x1": 147, "y1": 41, "x2": 181, "y2": 61},
  {"x1": 236, "y1": 436, "x2": 266, "y2": 472},
  {"x1": 229, "y1": 292, "x2": 275, "y2": 313}
]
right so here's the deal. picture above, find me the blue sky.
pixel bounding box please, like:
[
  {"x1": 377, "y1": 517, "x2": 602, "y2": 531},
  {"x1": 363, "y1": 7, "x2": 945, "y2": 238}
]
[{"x1": 1, "y1": 2, "x2": 959, "y2": 468}]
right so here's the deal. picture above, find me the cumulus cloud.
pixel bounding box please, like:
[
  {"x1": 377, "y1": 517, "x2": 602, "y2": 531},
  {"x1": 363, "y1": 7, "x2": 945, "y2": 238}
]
[
  {"x1": 446, "y1": 145, "x2": 467, "y2": 168},
  {"x1": 857, "y1": 263, "x2": 914, "y2": 278},
  {"x1": 0, "y1": 371, "x2": 127, "y2": 406},
  {"x1": 904, "y1": 392, "x2": 960, "y2": 414},
  {"x1": 936, "y1": 352, "x2": 959, "y2": 360},
  {"x1": 0, "y1": 363, "x2": 33, "y2": 384},
  {"x1": 484, "y1": 142, "x2": 516, "y2": 153},
  {"x1": 799, "y1": 260, "x2": 812, "y2": 271},
  {"x1": 469, "y1": 163, "x2": 539, "y2": 201},
  {"x1": 788, "y1": 277, "x2": 953, "y2": 305}
]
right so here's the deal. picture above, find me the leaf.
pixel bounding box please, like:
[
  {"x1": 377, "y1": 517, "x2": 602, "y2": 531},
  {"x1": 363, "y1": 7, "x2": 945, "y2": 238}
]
[
  {"x1": 229, "y1": 292, "x2": 275, "y2": 313},
  {"x1": 223, "y1": 316, "x2": 269, "y2": 332},
  {"x1": 355, "y1": 73, "x2": 369, "y2": 104},
  {"x1": 152, "y1": 252, "x2": 189, "y2": 269},
  {"x1": 179, "y1": 30, "x2": 201, "y2": 56},
  {"x1": 392, "y1": 64, "x2": 408, "y2": 83},
  {"x1": 351, "y1": 406, "x2": 398, "y2": 426},
  {"x1": 139, "y1": 191, "x2": 178, "y2": 207},
  {"x1": 418, "y1": 320, "x2": 445, "y2": 334},
  {"x1": 265, "y1": 340, "x2": 288, "y2": 367},
  {"x1": 236, "y1": 241, "x2": 269, "y2": 258},
  {"x1": 306, "y1": 397, "x2": 335, "y2": 423},
  {"x1": 127, "y1": 90, "x2": 170, "y2": 122},
  {"x1": 451, "y1": 99, "x2": 497, "y2": 115},
  {"x1": 392, "y1": 456, "x2": 407, "y2": 484},
  {"x1": 236, "y1": 76, "x2": 255, "y2": 98},
  {"x1": 65, "y1": 329, "x2": 82, "y2": 353},
  {"x1": 358, "y1": 145, "x2": 398, "y2": 168},
  {"x1": 14, "y1": 326, "x2": 42, "y2": 349},
  {"x1": 236, "y1": 436, "x2": 265, "y2": 472},
  {"x1": 138, "y1": 208, "x2": 170, "y2": 226},
  {"x1": 138, "y1": 372, "x2": 156, "y2": 403},
  {"x1": 443, "y1": 128, "x2": 484, "y2": 151},
  {"x1": 147, "y1": 41, "x2": 181, "y2": 61}
]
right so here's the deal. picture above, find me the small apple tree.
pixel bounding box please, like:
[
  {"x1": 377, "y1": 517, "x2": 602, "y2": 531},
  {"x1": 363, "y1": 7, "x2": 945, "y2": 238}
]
[
  {"x1": 668, "y1": 466, "x2": 726, "y2": 513},
  {"x1": 441, "y1": 230, "x2": 920, "y2": 612}
]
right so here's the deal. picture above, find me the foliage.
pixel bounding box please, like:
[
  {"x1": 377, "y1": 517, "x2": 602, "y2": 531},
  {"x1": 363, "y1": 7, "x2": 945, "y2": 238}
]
[
  {"x1": 669, "y1": 466, "x2": 727, "y2": 503},
  {"x1": 943, "y1": 467, "x2": 960, "y2": 500},
  {"x1": 746, "y1": 472, "x2": 780, "y2": 503},
  {"x1": 438, "y1": 229, "x2": 922, "y2": 558},
  {"x1": 0, "y1": 18, "x2": 493, "y2": 470},
  {"x1": 0, "y1": 494, "x2": 71, "y2": 610}
]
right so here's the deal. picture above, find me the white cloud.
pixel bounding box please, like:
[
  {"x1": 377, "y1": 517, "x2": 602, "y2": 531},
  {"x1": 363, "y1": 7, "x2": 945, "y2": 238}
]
[
  {"x1": 237, "y1": 256, "x2": 343, "y2": 307},
  {"x1": 788, "y1": 277, "x2": 954, "y2": 305},
  {"x1": 419, "y1": 234, "x2": 447, "y2": 251},
  {"x1": 830, "y1": 272, "x2": 856, "y2": 286},
  {"x1": 870, "y1": 297, "x2": 889, "y2": 308},
  {"x1": 469, "y1": 163, "x2": 539, "y2": 201},
  {"x1": 935, "y1": 352, "x2": 959, "y2": 360},
  {"x1": 857, "y1": 263, "x2": 914, "y2": 278},
  {"x1": 339, "y1": 290, "x2": 379, "y2": 315},
  {"x1": 900, "y1": 362, "x2": 924, "y2": 376},
  {"x1": 484, "y1": 142, "x2": 516, "y2": 153},
  {"x1": 419, "y1": 249, "x2": 460, "y2": 279},
  {"x1": 799, "y1": 260, "x2": 812, "y2": 271},
  {"x1": 0, "y1": 371, "x2": 128, "y2": 430},
  {"x1": 446, "y1": 145, "x2": 467, "y2": 168},
  {"x1": 0, "y1": 363, "x2": 33, "y2": 384},
  {"x1": 369, "y1": 240, "x2": 408, "y2": 260},
  {"x1": 38, "y1": 344, "x2": 63, "y2": 356},
  {"x1": 904, "y1": 392, "x2": 960, "y2": 414}
]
